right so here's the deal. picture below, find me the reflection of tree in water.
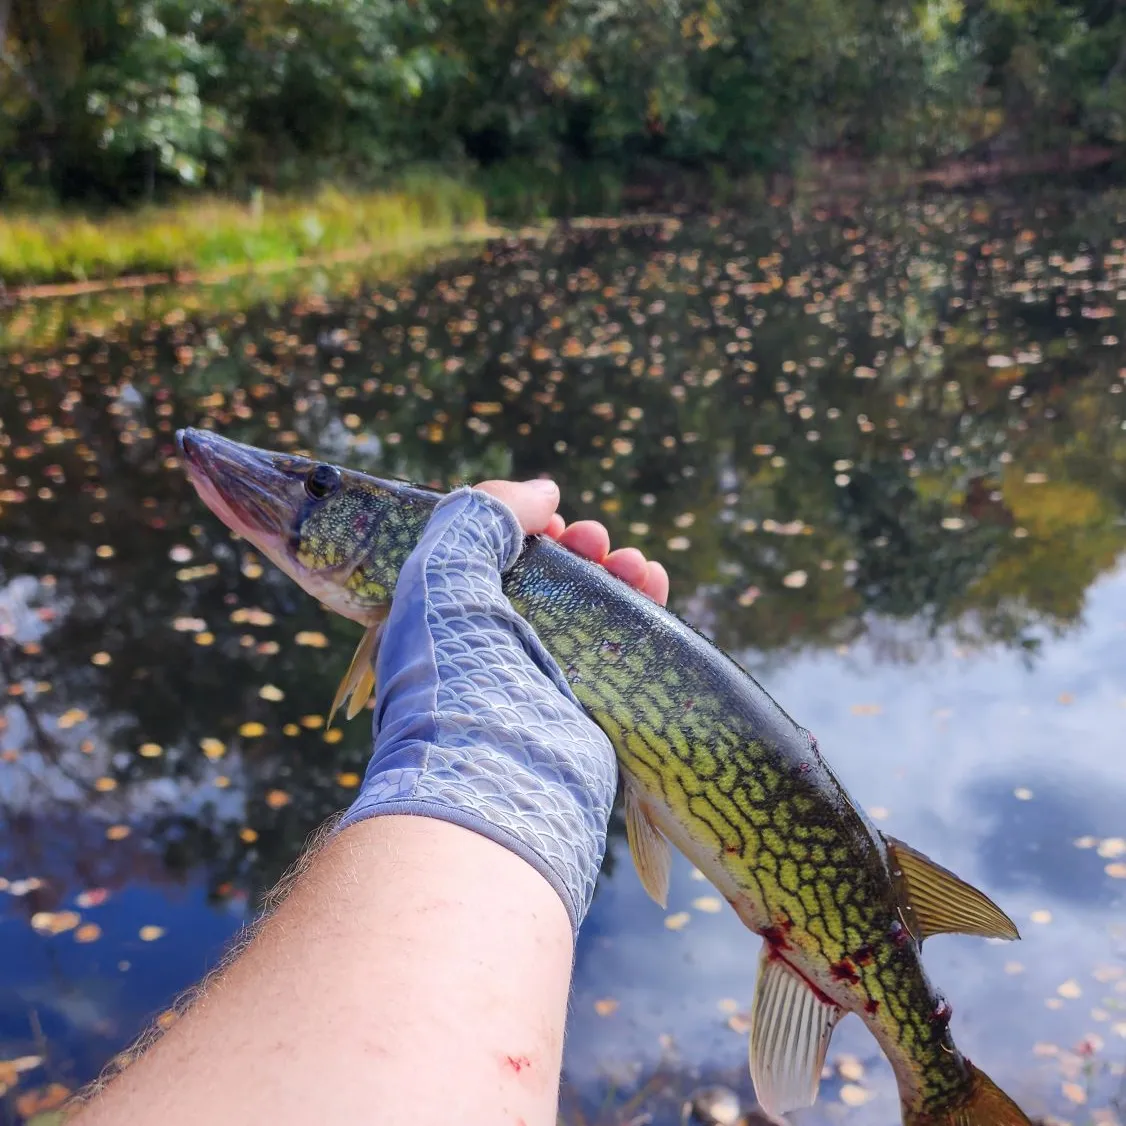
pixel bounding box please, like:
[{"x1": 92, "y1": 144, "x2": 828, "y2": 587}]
[{"x1": 1, "y1": 187, "x2": 1125, "y2": 919}]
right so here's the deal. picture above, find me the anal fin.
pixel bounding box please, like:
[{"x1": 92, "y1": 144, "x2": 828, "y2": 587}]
[
  {"x1": 625, "y1": 780, "x2": 672, "y2": 909},
  {"x1": 749, "y1": 947, "x2": 842, "y2": 1116},
  {"x1": 884, "y1": 836, "x2": 1020, "y2": 942},
  {"x1": 327, "y1": 617, "x2": 386, "y2": 729}
]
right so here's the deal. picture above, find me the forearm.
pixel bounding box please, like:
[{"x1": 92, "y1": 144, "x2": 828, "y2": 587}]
[{"x1": 75, "y1": 815, "x2": 573, "y2": 1126}]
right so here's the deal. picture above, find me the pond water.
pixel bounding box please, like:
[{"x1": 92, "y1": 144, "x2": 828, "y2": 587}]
[{"x1": 1, "y1": 186, "x2": 1125, "y2": 1125}]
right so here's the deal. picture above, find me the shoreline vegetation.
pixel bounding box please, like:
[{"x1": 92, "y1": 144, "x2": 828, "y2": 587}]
[{"x1": 2, "y1": 146, "x2": 1117, "y2": 296}]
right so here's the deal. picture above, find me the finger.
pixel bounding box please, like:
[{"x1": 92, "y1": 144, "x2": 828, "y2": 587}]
[
  {"x1": 603, "y1": 547, "x2": 649, "y2": 591},
  {"x1": 475, "y1": 479, "x2": 560, "y2": 535},
  {"x1": 545, "y1": 513, "x2": 566, "y2": 540},
  {"x1": 644, "y1": 560, "x2": 670, "y2": 606},
  {"x1": 557, "y1": 519, "x2": 611, "y2": 563}
]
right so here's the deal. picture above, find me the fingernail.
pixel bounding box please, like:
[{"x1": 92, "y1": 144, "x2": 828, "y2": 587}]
[{"x1": 525, "y1": 478, "x2": 558, "y2": 495}]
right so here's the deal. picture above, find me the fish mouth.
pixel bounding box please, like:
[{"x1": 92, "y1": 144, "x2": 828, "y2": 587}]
[{"x1": 176, "y1": 428, "x2": 298, "y2": 543}]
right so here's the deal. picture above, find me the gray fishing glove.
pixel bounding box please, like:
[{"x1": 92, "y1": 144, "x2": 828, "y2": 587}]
[{"x1": 338, "y1": 487, "x2": 618, "y2": 935}]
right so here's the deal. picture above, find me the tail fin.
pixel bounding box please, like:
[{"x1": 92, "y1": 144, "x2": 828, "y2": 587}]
[{"x1": 903, "y1": 1065, "x2": 1033, "y2": 1126}]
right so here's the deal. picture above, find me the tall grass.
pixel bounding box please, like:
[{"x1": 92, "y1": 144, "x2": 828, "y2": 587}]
[{"x1": 0, "y1": 177, "x2": 486, "y2": 287}]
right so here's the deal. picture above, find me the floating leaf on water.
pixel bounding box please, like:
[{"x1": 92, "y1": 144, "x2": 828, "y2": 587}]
[
  {"x1": 76, "y1": 888, "x2": 109, "y2": 908},
  {"x1": 57, "y1": 708, "x2": 88, "y2": 729},
  {"x1": 1061, "y1": 1082, "x2": 1087, "y2": 1105},
  {"x1": 139, "y1": 926, "x2": 165, "y2": 942},
  {"x1": 593, "y1": 998, "x2": 619, "y2": 1017},
  {"x1": 172, "y1": 617, "x2": 206, "y2": 632},
  {"x1": 336, "y1": 772, "x2": 360, "y2": 787},
  {"x1": 1030, "y1": 909, "x2": 1053, "y2": 924},
  {"x1": 200, "y1": 737, "x2": 226, "y2": 759},
  {"x1": 258, "y1": 685, "x2": 284, "y2": 702},
  {"x1": 15, "y1": 1082, "x2": 70, "y2": 1119},
  {"x1": 836, "y1": 1055, "x2": 865, "y2": 1081},
  {"x1": 231, "y1": 608, "x2": 275, "y2": 626},
  {"x1": 238, "y1": 722, "x2": 266, "y2": 738},
  {"x1": 867, "y1": 806, "x2": 890, "y2": 821},
  {"x1": 194, "y1": 631, "x2": 215, "y2": 646},
  {"x1": 1013, "y1": 787, "x2": 1033, "y2": 801},
  {"x1": 692, "y1": 896, "x2": 722, "y2": 913},
  {"x1": 169, "y1": 545, "x2": 193, "y2": 563},
  {"x1": 265, "y1": 789, "x2": 290, "y2": 809},
  {"x1": 1106, "y1": 862, "x2": 1126, "y2": 879},
  {"x1": 239, "y1": 828, "x2": 258, "y2": 844},
  {"x1": 666, "y1": 536, "x2": 690, "y2": 551},
  {"x1": 664, "y1": 912, "x2": 691, "y2": 931},
  {"x1": 1096, "y1": 838, "x2": 1125, "y2": 859},
  {"x1": 75, "y1": 923, "x2": 102, "y2": 943},
  {"x1": 850, "y1": 704, "x2": 882, "y2": 716},
  {"x1": 138, "y1": 743, "x2": 162, "y2": 758},
  {"x1": 323, "y1": 728, "x2": 343, "y2": 744},
  {"x1": 31, "y1": 911, "x2": 81, "y2": 935},
  {"x1": 295, "y1": 631, "x2": 329, "y2": 648},
  {"x1": 1057, "y1": 980, "x2": 1082, "y2": 999},
  {"x1": 839, "y1": 1084, "x2": 872, "y2": 1107},
  {"x1": 95, "y1": 545, "x2": 115, "y2": 559},
  {"x1": 106, "y1": 825, "x2": 131, "y2": 841},
  {"x1": 214, "y1": 776, "x2": 230, "y2": 789},
  {"x1": 300, "y1": 715, "x2": 324, "y2": 729},
  {"x1": 91, "y1": 651, "x2": 112, "y2": 666},
  {"x1": 93, "y1": 777, "x2": 117, "y2": 793},
  {"x1": 782, "y1": 570, "x2": 807, "y2": 588},
  {"x1": 1004, "y1": 961, "x2": 1025, "y2": 975},
  {"x1": 941, "y1": 517, "x2": 965, "y2": 530}
]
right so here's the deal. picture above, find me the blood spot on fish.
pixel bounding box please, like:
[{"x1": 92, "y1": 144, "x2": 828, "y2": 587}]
[
  {"x1": 889, "y1": 920, "x2": 911, "y2": 947},
  {"x1": 352, "y1": 513, "x2": 370, "y2": 535},
  {"x1": 761, "y1": 921, "x2": 792, "y2": 951},
  {"x1": 684, "y1": 698, "x2": 695, "y2": 710},
  {"x1": 600, "y1": 640, "x2": 622, "y2": 656},
  {"x1": 865, "y1": 999, "x2": 880, "y2": 1015},
  {"x1": 724, "y1": 844, "x2": 741, "y2": 855},
  {"x1": 504, "y1": 1055, "x2": 531, "y2": 1073},
  {"x1": 853, "y1": 943, "x2": 874, "y2": 965},
  {"x1": 798, "y1": 761, "x2": 811, "y2": 774},
  {"x1": 929, "y1": 999, "x2": 953, "y2": 1026},
  {"x1": 830, "y1": 958, "x2": 860, "y2": 985}
]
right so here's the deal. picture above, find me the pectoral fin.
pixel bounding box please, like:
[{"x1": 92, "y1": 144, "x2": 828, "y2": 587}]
[
  {"x1": 327, "y1": 618, "x2": 386, "y2": 729},
  {"x1": 749, "y1": 948, "x2": 842, "y2": 1116},
  {"x1": 884, "y1": 836, "x2": 1020, "y2": 942},
  {"x1": 624, "y1": 781, "x2": 671, "y2": 908}
]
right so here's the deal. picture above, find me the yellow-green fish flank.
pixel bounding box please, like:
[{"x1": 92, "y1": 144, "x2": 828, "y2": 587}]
[{"x1": 177, "y1": 428, "x2": 1034, "y2": 1126}]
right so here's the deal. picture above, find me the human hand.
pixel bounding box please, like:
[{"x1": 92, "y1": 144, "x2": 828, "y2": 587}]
[
  {"x1": 474, "y1": 479, "x2": 670, "y2": 606},
  {"x1": 339, "y1": 482, "x2": 661, "y2": 936}
]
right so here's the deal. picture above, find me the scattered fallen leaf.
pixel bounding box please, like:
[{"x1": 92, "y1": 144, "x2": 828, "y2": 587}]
[
  {"x1": 138, "y1": 742, "x2": 162, "y2": 758},
  {"x1": 240, "y1": 828, "x2": 259, "y2": 843},
  {"x1": 265, "y1": 789, "x2": 290, "y2": 809},
  {"x1": 238, "y1": 722, "x2": 266, "y2": 738},
  {"x1": 664, "y1": 912, "x2": 691, "y2": 931},
  {"x1": 593, "y1": 998, "x2": 619, "y2": 1017},
  {"x1": 138, "y1": 926, "x2": 165, "y2": 942},
  {"x1": 259, "y1": 684, "x2": 284, "y2": 702},
  {"x1": 74, "y1": 923, "x2": 101, "y2": 943},
  {"x1": 200, "y1": 737, "x2": 226, "y2": 759},
  {"x1": 296, "y1": 631, "x2": 329, "y2": 648},
  {"x1": 105, "y1": 825, "x2": 131, "y2": 841}
]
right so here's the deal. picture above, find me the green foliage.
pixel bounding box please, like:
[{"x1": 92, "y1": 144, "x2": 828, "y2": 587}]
[{"x1": 0, "y1": 0, "x2": 1123, "y2": 207}]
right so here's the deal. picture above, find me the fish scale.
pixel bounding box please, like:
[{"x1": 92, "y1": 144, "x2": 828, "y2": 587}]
[{"x1": 177, "y1": 428, "x2": 1034, "y2": 1126}]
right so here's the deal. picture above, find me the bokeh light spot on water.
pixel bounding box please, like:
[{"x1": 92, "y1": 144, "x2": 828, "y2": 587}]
[{"x1": 2, "y1": 188, "x2": 1125, "y2": 1123}]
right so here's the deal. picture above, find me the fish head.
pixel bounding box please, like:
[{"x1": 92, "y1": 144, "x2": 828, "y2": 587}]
[{"x1": 176, "y1": 428, "x2": 434, "y2": 624}]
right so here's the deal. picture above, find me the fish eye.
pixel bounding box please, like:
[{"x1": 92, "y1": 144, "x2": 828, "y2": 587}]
[{"x1": 304, "y1": 464, "x2": 341, "y2": 501}]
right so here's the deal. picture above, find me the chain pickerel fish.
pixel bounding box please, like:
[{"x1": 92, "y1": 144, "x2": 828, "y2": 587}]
[{"x1": 177, "y1": 427, "x2": 1033, "y2": 1126}]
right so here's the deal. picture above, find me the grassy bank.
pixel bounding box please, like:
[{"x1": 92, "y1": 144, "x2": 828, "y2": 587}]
[{"x1": 0, "y1": 175, "x2": 486, "y2": 289}]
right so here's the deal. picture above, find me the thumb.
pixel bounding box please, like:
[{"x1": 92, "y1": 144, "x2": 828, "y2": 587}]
[{"x1": 475, "y1": 479, "x2": 560, "y2": 535}]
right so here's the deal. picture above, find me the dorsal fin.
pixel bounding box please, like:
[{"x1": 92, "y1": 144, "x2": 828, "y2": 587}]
[
  {"x1": 327, "y1": 616, "x2": 386, "y2": 729},
  {"x1": 884, "y1": 836, "x2": 1020, "y2": 943}
]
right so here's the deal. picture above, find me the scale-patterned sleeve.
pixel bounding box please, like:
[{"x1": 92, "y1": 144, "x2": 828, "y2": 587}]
[{"x1": 338, "y1": 487, "x2": 618, "y2": 936}]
